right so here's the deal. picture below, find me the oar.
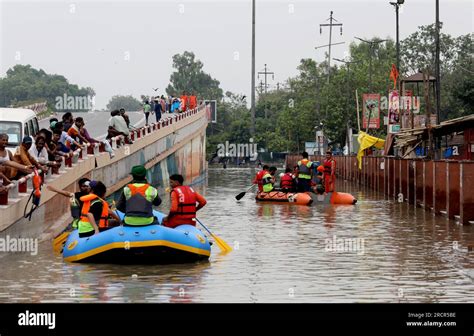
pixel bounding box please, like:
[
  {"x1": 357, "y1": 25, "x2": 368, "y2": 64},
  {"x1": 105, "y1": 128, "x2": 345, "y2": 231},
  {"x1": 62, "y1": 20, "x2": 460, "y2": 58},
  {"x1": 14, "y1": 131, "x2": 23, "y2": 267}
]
[
  {"x1": 52, "y1": 229, "x2": 71, "y2": 254},
  {"x1": 195, "y1": 218, "x2": 232, "y2": 253},
  {"x1": 235, "y1": 184, "x2": 257, "y2": 200}
]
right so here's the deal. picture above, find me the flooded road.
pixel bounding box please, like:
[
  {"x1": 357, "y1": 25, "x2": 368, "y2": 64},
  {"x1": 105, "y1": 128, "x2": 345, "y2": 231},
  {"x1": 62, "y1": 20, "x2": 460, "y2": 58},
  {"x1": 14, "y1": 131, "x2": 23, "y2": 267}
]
[{"x1": 1, "y1": 168, "x2": 473, "y2": 303}]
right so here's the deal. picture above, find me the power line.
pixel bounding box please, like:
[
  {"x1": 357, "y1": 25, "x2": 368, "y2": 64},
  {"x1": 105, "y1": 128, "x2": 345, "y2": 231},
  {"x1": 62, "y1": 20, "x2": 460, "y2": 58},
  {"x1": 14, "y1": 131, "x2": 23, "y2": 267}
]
[{"x1": 318, "y1": 11, "x2": 344, "y2": 83}]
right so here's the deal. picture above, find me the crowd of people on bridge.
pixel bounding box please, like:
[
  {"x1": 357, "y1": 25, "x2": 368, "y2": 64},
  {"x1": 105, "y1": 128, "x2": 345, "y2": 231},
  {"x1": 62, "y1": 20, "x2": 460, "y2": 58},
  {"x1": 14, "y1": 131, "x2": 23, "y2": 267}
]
[
  {"x1": 252, "y1": 151, "x2": 336, "y2": 195},
  {"x1": 142, "y1": 91, "x2": 199, "y2": 126}
]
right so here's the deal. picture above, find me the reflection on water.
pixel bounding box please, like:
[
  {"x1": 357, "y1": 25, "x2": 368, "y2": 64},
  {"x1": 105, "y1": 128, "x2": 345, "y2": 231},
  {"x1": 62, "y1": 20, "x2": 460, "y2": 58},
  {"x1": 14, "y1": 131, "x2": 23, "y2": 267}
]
[{"x1": 1, "y1": 168, "x2": 473, "y2": 302}]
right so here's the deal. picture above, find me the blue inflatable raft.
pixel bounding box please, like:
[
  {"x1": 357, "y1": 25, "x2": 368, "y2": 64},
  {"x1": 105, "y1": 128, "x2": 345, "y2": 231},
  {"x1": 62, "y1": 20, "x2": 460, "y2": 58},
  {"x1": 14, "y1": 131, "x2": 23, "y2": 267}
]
[{"x1": 62, "y1": 210, "x2": 211, "y2": 264}]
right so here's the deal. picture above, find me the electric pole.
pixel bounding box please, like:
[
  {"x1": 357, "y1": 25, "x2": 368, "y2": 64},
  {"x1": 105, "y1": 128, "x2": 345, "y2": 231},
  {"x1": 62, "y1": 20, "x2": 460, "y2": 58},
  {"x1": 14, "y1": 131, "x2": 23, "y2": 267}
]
[
  {"x1": 251, "y1": 0, "x2": 256, "y2": 136},
  {"x1": 355, "y1": 37, "x2": 388, "y2": 92},
  {"x1": 258, "y1": 64, "x2": 275, "y2": 119},
  {"x1": 319, "y1": 11, "x2": 343, "y2": 83}
]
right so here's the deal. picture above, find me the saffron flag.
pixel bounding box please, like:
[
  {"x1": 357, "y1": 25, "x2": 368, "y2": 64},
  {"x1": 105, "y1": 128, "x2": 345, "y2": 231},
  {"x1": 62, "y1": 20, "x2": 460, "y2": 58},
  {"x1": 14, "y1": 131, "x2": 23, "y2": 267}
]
[{"x1": 389, "y1": 64, "x2": 399, "y2": 89}]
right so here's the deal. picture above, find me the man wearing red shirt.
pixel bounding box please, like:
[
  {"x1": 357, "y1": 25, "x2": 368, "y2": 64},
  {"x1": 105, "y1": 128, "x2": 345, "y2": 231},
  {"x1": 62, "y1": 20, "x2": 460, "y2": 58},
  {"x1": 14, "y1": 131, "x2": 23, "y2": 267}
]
[{"x1": 253, "y1": 165, "x2": 269, "y2": 192}]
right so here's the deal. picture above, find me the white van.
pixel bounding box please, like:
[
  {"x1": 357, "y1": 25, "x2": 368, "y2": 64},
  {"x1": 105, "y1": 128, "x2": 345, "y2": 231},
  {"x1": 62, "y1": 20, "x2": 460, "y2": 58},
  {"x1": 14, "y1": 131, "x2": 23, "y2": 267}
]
[{"x1": 0, "y1": 108, "x2": 40, "y2": 149}]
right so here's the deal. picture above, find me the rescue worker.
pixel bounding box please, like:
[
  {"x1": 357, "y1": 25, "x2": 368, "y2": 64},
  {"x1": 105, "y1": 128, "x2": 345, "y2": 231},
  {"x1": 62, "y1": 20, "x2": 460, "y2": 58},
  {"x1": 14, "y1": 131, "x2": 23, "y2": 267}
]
[
  {"x1": 180, "y1": 91, "x2": 188, "y2": 112},
  {"x1": 188, "y1": 92, "x2": 197, "y2": 110},
  {"x1": 262, "y1": 166, "x2": 277, "y2": 193},
  {"x1": 47, "y1": 178, "x2": 91, "y2": 230},
  {"x1": 78, "y1": 181, "x2": 120, "y2": 238},
  {"x1": 253, "y1": 164, "x2": 269, "y2": 192},
  {"x1": 279, "y1": 167, "x2": 295, "y2": 192},
  {"x1": 297, "y1": 152, "x2": 313, "y2": 192},
  {"x1": 162, "y1": 174, "x2": 207, "y2": 228},
  {"x1": 323, "y1": 150, "x2": 336, "y2": 193},
  {"x1": 116, "y1": 165, "x2": 162, "y2": 226}
]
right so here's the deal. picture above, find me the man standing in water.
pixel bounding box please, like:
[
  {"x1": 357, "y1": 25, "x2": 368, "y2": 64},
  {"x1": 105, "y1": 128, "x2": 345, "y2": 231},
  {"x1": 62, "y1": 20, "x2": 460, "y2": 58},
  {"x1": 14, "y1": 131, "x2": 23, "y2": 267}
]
[{"x1": 323, "y1": 150, "x2": 336, "y2": 192}]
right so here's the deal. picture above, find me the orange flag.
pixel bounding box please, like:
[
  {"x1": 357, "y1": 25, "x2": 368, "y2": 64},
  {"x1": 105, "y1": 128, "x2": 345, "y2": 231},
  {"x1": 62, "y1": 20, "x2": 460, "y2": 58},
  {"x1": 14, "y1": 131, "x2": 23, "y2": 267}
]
[{"x1": 389, "y1": 64, "x2": 399, "y2": 89}]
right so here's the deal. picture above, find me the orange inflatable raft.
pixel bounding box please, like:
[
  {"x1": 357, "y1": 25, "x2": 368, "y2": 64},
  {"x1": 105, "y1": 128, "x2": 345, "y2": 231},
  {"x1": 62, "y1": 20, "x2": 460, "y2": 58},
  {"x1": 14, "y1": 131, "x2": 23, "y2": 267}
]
[
  {"x1": 256, "y1": 191, "x2": 313, "y2": 205},
  {"x1": 309, "y1": 191, "x2": 357, "y2": 205}
]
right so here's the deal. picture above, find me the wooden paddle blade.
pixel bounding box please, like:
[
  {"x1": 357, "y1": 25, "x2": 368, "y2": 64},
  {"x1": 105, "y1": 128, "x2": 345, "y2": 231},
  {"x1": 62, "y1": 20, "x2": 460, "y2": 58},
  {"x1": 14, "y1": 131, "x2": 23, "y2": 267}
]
[
  {"x1": 235, "y1": 192, "x2": 246, "y2": 200},
  {"x1": 211, "y1": 233, "x2": 232, "y2": 253}
]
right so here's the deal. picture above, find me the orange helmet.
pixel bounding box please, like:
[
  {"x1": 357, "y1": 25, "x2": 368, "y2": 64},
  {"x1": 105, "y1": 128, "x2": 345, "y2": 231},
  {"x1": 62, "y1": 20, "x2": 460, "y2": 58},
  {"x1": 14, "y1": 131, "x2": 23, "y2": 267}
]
[{"x1": 317, "y1": 165, "x2": 325, "y2": 173}]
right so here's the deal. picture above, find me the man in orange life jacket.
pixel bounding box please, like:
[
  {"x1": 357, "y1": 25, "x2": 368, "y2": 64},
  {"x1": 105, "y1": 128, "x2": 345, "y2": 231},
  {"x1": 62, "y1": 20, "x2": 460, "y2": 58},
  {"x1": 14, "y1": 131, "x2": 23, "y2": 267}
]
[
  {"x1": 253, "y1": 164, "x2": 269, "y2": 192},
  {"x1": 77, "y1": 181, "x2": 120, "y2": 238},
  {"x1": 279, "y1": 167, "x2": 296, "y2": 192},
  {"x1": 162, "y1": 174, "x2": 207, "y2": 229},
  {"x1": 116, "y1": 165, "x2": 162, "y2": 226},
  {"x1": 323, "y1": 150, "x2": 336, "y2": 192},
  {"x1": 180, "y1": 91, "x2": 188, "y2": 112}
]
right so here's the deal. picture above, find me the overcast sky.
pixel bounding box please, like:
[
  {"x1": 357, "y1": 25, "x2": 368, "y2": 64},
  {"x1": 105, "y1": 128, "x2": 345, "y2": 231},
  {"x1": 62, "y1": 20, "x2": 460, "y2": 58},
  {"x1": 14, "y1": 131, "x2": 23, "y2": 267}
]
[{"x1": 0, "y1": 0, "x2": 472, "y2": 109}]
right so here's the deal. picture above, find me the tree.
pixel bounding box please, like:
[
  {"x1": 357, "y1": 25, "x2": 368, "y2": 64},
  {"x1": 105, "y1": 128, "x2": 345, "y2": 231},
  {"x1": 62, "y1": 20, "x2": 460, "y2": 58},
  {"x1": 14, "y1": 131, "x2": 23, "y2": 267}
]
[
  {"x1": 0, "y1": 64, "x2": 95, "y2": 111},
  {"x1": 107, "y1": 95, "x2": 142, "y2": 111},
  {"x1": 166, "y1": 51, "x2": 223, "y2": 100}
]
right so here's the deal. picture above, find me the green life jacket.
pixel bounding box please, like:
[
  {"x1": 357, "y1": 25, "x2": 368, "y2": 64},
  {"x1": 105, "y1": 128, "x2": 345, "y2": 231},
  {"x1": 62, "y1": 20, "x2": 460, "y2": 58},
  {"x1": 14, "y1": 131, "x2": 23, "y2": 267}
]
[{"x1": 297, "y1": 159, "x2": 313, "y2": 179}]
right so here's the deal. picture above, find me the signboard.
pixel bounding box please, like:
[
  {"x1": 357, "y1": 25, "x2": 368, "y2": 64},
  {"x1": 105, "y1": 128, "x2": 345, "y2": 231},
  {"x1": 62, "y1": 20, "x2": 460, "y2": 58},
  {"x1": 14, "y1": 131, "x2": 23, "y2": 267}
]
[
  {"x1": 388, "y1": 90, "x2": 400, "y2": 133},
  {"x1": 362, "y1": 94, "x2": 380, "y2": 129},
  {"x1": 203, "y1": 100, "x2": 217, "y2": 123}
]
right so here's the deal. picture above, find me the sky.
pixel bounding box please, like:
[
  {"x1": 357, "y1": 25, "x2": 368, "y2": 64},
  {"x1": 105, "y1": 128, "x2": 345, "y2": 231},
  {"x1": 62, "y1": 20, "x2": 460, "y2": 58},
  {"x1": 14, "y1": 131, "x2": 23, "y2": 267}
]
[{"x1": 0, "y1": 0, "x2": 472, "y2": 109}]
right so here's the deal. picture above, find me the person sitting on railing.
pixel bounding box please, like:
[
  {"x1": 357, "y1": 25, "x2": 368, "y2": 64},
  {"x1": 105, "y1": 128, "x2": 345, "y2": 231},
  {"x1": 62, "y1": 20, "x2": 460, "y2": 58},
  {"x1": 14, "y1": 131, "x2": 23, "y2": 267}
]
[
  {"x1": 51, "y1": 121, "x2": 84, "y2": 151},
  {"x1": 11, "y1": 136, "x2": 48, "y2": 179},
  {"x1": 28, "y1": 135, "x2": 49, "y2": 164},
  {"x1": 107, "y1": 110, "x2": 130, "y2": 141},
  {"x1": 77, "y1": 121, "x2": 114, "y2": 158},
  {"x1": 119, "y1": 108, "x2": 131, "y2": 129},
  {"x1": 67, "y1": 117, "x2": 90, "y2": 148},
  {"x1": 0, "y1": 133, "x2": 33, "y2": 179},
  {"x1": 62, "y1": 112, "x2": 74, "y2": 133}
]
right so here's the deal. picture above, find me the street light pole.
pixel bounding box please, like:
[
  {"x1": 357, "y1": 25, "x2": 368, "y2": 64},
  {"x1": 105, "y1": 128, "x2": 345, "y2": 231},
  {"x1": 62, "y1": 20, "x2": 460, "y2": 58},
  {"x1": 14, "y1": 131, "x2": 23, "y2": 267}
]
[
  {"x1": 250, "y1": 0, "x2": 256, "y2": 136},
  {"x1": 389, "y1": 1, "x2": 403, "y2": 73}
]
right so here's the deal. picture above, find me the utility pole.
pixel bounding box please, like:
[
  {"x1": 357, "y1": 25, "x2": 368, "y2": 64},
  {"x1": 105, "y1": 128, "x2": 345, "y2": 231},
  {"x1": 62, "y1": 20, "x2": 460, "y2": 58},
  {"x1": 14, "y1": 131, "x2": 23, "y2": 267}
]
[
  {"x1": 355, "y1": 37, "x2": 388, "y2": 92},
  {"x1": 319, "y1": 11, "x2": 343, "y2": 83},
  {"x1": 389, "y1": 1, "x2": 404, "y2": 74},
  {"x1": 334, "y1": 57, "x2": 360, "y2": 152},
  {"x1": 258, "y1": 64, "x2": 275, "y2": 119},
  {"x1": 250, "y1": 0, "x2": 256, "y2": 136},
  {"x1": 435, "y1": 0, "x2": 441, "y2": 125}
]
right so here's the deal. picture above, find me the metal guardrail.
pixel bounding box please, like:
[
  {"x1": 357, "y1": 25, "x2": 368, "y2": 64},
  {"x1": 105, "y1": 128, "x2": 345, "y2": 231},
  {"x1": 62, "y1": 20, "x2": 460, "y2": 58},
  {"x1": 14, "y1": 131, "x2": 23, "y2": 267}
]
[{"x1": 0, "y1": 107, "x2": 200, "y2": 206}]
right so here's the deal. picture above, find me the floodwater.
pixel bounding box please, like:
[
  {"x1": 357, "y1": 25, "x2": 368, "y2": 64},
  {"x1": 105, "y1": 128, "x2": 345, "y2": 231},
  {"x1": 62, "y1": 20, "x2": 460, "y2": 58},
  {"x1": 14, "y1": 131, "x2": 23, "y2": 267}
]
[{"x1": 1, "y1": 168, "x2": 473, "y2": 303}]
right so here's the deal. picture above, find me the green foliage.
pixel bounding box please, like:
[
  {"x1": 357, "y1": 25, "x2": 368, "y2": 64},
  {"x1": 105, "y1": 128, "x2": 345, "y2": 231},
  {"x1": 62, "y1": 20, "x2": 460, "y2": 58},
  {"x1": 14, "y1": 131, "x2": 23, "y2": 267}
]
[
  {"x1": 0, "y1": 64, "x2": 94, "y2": 111},
  {"x1": 166, "y1": 51, "x2": 223, "y2": 100},
  {"x1": 106, "y1": 95, "x2": 142, "y2": 111}
]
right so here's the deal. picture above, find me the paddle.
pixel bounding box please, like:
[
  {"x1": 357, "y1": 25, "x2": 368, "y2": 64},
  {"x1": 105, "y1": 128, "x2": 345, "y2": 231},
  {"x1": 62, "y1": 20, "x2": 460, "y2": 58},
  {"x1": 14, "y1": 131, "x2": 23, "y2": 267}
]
[
  {"x1": 52, "y1": 230, "x2": 71, "y2": 254},
  {"x1": 195, "y1": 218, "x2": 232, "y2": 253},
  {"x1": 235, "y1": 184, "x2": 257, "y2": 200}
]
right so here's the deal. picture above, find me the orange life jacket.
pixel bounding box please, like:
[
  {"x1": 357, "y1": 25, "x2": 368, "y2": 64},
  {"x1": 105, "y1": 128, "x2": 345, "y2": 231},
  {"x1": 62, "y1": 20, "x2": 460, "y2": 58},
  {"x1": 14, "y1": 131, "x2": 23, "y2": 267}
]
[
  {"x1": 127, "y1": 183, "x2": 150, "y2": 197},
  {"x1": 80, "y1": 194, "x2": 109, "y2": 228},
  {"x1": 170, "y1": 186, "x2": 197, "y2": 223},
  {"x1": 323, "y1": 158, "x2": 336, "y2": 175}
]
